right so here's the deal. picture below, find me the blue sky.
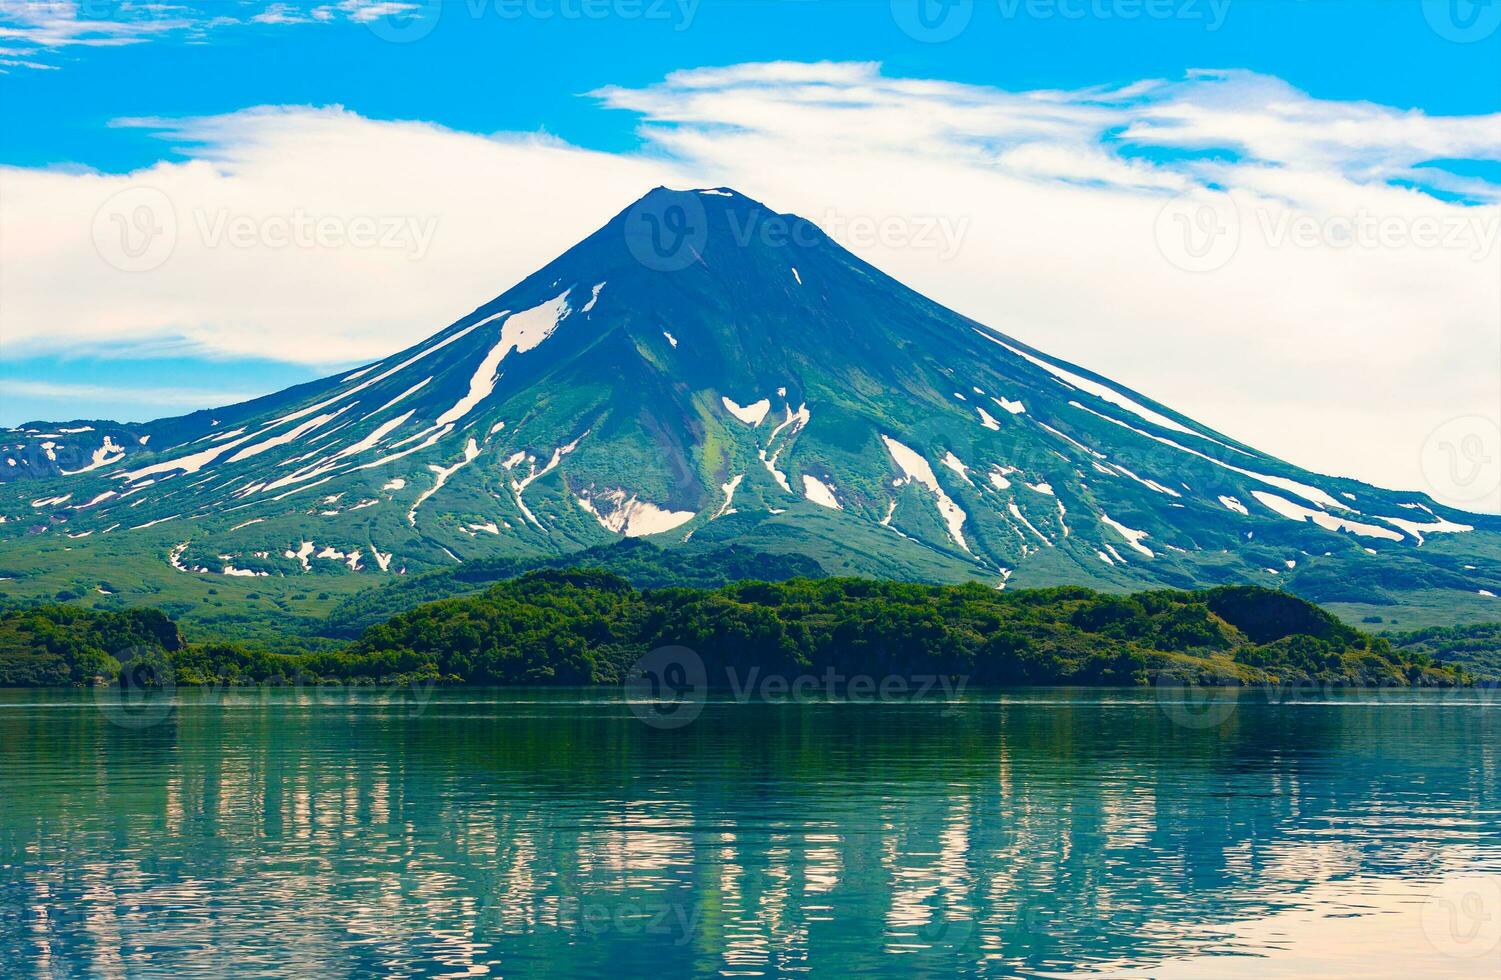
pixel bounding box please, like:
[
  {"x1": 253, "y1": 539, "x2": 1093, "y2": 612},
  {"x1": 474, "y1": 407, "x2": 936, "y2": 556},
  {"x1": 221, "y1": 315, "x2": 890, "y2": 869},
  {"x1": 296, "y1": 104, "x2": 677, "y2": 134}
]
[
  {"x1": 5, "y1": 0, "x2": 1497, "y2": 173},
  {"x1": 0, "y1": 0, "x2": 1498, "y2": 501}
]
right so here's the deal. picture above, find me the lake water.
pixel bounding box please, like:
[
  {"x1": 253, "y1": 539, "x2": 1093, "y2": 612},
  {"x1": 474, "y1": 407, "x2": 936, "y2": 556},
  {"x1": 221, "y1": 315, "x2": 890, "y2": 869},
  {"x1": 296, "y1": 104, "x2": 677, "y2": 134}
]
[{"x1": 1, "y1": 687, "x2": 1498, "y2": 978}]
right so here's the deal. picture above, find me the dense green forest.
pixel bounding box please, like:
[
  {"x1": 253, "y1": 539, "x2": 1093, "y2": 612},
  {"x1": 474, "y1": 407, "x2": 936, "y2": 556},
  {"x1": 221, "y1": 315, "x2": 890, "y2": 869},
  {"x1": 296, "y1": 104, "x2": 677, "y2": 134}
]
[
  {"x1": 1389, "y1": 623, "x2": 1501, "y2": 680},
  {"x1": 0, "y1": 570, "x2": 1469, "y2": 688},
  {"x1": 0, "y1": 605, "x2": 182, "y2": 686},
  {"x1": 320, "y1": 539, "x2": 824, "y2": 638}
]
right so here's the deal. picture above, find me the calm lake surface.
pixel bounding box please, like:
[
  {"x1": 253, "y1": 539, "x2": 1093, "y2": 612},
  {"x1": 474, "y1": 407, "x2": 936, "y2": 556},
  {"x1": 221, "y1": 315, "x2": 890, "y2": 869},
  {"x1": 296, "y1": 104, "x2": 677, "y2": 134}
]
[{"x1": 1, "y1": 687, "x2": 1499, "y2": 978}]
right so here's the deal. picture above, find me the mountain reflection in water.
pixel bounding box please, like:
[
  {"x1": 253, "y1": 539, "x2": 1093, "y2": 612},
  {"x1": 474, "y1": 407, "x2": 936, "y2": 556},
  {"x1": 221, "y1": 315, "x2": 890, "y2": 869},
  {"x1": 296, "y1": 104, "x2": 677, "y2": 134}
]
[{"x1": 1, "y1": 687, "x2": 1497, "y2": 977}]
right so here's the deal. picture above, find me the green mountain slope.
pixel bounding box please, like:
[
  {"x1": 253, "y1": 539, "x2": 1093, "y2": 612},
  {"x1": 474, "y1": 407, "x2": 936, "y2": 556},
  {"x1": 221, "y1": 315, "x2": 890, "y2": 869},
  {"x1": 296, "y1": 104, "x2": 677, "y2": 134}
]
[{"x1": 2, "y1": 187, "x2": 1497, "y2": 632}]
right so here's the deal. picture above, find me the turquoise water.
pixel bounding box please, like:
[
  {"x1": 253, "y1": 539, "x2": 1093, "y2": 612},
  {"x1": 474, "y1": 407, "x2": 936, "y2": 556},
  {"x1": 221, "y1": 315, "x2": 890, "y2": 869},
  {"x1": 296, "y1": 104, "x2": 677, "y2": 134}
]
[{"x1": 1, "y1": 687, "x2": 1498, "y2": 977}]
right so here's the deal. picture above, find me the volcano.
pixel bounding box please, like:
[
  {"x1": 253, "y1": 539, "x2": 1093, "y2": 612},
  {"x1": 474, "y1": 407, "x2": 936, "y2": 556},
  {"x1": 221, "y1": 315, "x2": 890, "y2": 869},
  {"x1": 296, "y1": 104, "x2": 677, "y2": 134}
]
[{"x1": 3, "y1": 187, "x2": 1497, "y2": 620}]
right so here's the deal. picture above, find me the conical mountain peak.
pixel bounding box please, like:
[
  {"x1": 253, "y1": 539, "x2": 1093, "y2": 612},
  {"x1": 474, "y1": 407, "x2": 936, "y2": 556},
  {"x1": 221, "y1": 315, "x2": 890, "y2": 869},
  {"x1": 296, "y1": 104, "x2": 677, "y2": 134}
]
[{"x1": 3, "y1": 190, "x2": 1495, "y2": 619}]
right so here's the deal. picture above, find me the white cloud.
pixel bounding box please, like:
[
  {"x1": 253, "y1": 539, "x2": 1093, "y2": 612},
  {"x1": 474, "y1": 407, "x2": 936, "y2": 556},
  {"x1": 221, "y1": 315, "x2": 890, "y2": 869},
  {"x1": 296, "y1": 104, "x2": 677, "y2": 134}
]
[
  {"x1": 328, "y1": 1, "x2": 420, "y2": 25},
  {"x1": 0, "y1": 62, "x2": 1496, "y2": 509},
  {"x1": 0, "y1": 1, "x2": 194, "y2": 50},
  {"x1": 2, "y1": 379, "x2": 263, "y2": 406},
  {"x1": 0, "y1": 0, "x2": 430, "y2": 68},
  {"x1": 593, "y1": 63, "x2": 1501, "y2": 508},
  {"x1": 253, "y1": 3, "x2": 312, "y2": 26},
  {"x1": 0, "y1": 105, "x2": 679, "y2": 365}
]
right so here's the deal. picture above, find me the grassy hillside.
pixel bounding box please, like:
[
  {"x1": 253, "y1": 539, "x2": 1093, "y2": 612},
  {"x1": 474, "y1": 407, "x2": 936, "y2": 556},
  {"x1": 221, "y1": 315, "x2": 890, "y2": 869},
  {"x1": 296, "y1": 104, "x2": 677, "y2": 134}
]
[{"x1": 1388, "y1": 622, "x2": 1501, "y2": 680}]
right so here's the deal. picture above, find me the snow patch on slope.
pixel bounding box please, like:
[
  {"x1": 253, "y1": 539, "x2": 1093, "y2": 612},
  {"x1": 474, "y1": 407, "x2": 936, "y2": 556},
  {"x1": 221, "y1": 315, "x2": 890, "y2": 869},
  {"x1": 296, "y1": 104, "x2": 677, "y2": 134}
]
[
  {"x1": 1377, "y1": 514, "x2": 1474, "y2": 545},
  {"x1": 940, "y1": 452, "x2": 974, "y2": 485},
  {"x1": 364, "y1": 378, "x2": 430, "y2": 420},
  {"x1": 265, "y1": 312, "x2": 495, "y2": 431},
  {"x1": 512, "y1": 433, "x2": 586, "y2": 527},
  {"x1": 761, "y1": 450, "x2": 792, "y2": 494},
  {"x1": 1219, "y1": 495, "x2": 1249, "y2": 515},
  {"x1": 578, "y1": 489, "x2": 696, "y2": 537},
  {"x1": 60, "y1": 436, "x2": 124, "y2": 475},
  {"x1": 436, "y1": 292, "x2": 571, "y2": 427},
  {"x1": 228, "y1": 408, "x2": 349, "y2": 465},
  {"x1": 1069, "y1": 400, "x2": 1349, "y2": 513},
  {"x1": 881, "y1": 436, "x2": 969, "y2": 552},
  {"x1": 978, "y1": 329, "x2": 1235, "y2": 449},
  {"x1": 722, "y1": 396, "x2": 771, "y2": 427},
  {"x1": 582, "y1": 282, "x2": 605, "y2": 313},
  {"x1": 1007, "y1": 501, "x2": 1051, "y2": 547},
  {"x1": 1101, "y1": 513, "x2": 1154, "y2": 557},
  {"x1": 713, "y1": 474, "x2": 743, "y2": 520},
  {"x1": 768, "y1": 403, "x2": 809, "y2": 443},
  {"x1": 1251, "y1": 491, "x2": 1403, "y2": 541},
  {"x1": 408, "y1": 438, "x2": 482, "y2": 526},
  {"x1": 801, "y1": 474, "x2": 842, "y2": 511},
  {"x1": 285, "y1": 541, "x2": 314, "y2": 571}
]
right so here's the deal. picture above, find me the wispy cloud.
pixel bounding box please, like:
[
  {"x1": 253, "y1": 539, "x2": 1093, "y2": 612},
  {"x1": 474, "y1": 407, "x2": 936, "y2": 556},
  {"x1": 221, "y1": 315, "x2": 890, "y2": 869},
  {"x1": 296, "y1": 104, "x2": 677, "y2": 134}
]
[
  {"x1": 593, "y1": 63, "x2": 1501, "y2": 202},
  {"x1": 1, "y1": 378, "x2": 262, "y2": 406},
  {"x1": 0, "y1": 62, "x2": 1496, "y2": 502},
  {"x1": 0, "y1": 0, "x2": 428, "y2": 69}
]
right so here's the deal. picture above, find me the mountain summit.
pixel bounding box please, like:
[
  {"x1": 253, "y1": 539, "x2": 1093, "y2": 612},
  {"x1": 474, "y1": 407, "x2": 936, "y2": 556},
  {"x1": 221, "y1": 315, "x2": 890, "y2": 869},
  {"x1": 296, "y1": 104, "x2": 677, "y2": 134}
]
[{"x1": 3, "y1": 188, "x2": 1497, "y2": 618}]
